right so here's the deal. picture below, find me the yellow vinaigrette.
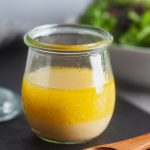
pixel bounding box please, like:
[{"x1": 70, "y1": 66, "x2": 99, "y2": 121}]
[{"x1": 22, "y1": 67, "x2": 115, "y2": 125}]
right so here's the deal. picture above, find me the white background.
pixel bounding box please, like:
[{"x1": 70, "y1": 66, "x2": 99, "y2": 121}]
[{"x1": 0, "y1": 0, "x2": 92, "y2": 31}]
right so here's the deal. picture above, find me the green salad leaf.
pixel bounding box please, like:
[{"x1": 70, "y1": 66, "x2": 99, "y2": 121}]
[
  {"x1": 137, "y1": 26, "x2": 150, "y2": 46},
  {"x1": 119, "y1": 26, "x2": 139, "y2": 46},
  {"x1": 80, "y1": 0, "x2": 150, "y2": 47},
  {"x1": 128, "y1": 11, "x2": 141, "y2": 23},
  {"x1": 141, "y1": 11, "x2": 150, "y2": 27},
  {"x1": 113, "y1": 0, "x2": 133, "y2": 6}
]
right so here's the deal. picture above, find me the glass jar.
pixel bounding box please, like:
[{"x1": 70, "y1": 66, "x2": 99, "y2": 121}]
[{"x1": 22, "y1": 24, "x2": 115, "y2": 144}]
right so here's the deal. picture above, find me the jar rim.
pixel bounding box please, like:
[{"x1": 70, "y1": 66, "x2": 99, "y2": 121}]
[{"x1": 24, "y1": 24, "x2": 113, "y2": 54}]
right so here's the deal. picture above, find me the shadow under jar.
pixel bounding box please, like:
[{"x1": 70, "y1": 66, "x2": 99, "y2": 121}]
[{"x1": 22, "y1": 24, "x2": 115, "y2": 144}]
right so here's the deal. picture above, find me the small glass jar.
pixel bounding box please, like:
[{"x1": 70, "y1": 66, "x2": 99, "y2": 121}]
[{"x1": 22, "y1": 24, "x2": 115, "y2": 144}]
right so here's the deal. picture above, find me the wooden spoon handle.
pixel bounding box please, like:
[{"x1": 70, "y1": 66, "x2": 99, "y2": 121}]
[
  {"x1": 104, "y1": 132, "x2": 150, "y2": 150},
  {"x1": 84, "y1": 132, "x2": 150, "y2": 150}
]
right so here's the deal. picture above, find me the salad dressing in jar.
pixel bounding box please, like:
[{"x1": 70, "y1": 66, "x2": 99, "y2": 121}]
[{"x1": 22, "y1": 24, "x2": 115, "y2": 144}]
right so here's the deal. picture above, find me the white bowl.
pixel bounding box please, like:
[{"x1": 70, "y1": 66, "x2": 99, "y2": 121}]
[{"x1": 109, "y1": 45, "x2": 150, "y2": 88}]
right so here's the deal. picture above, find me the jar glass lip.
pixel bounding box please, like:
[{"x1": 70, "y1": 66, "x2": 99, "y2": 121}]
[{"x1": 24, "y1": 24, "x2": 113, "y2": 54}]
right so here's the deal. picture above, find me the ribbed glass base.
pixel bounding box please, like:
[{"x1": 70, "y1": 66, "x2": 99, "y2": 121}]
[{"x1": 0, "y1": 87, "x2": 22, "y2": 122}]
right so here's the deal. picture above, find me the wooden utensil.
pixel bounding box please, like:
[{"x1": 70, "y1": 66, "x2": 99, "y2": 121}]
[{"x1": 84, "y1": 132, "x2": 150, "y2": 150}]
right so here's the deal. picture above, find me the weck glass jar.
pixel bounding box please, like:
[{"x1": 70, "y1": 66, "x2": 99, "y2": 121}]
[{"x1": 22, "y1": 24, "x2": 115, "y2": 144}]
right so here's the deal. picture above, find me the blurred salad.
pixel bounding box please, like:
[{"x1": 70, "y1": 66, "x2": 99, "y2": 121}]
[{"x1": 79, "y1": 0, "x2": 150, "y2": 47}]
